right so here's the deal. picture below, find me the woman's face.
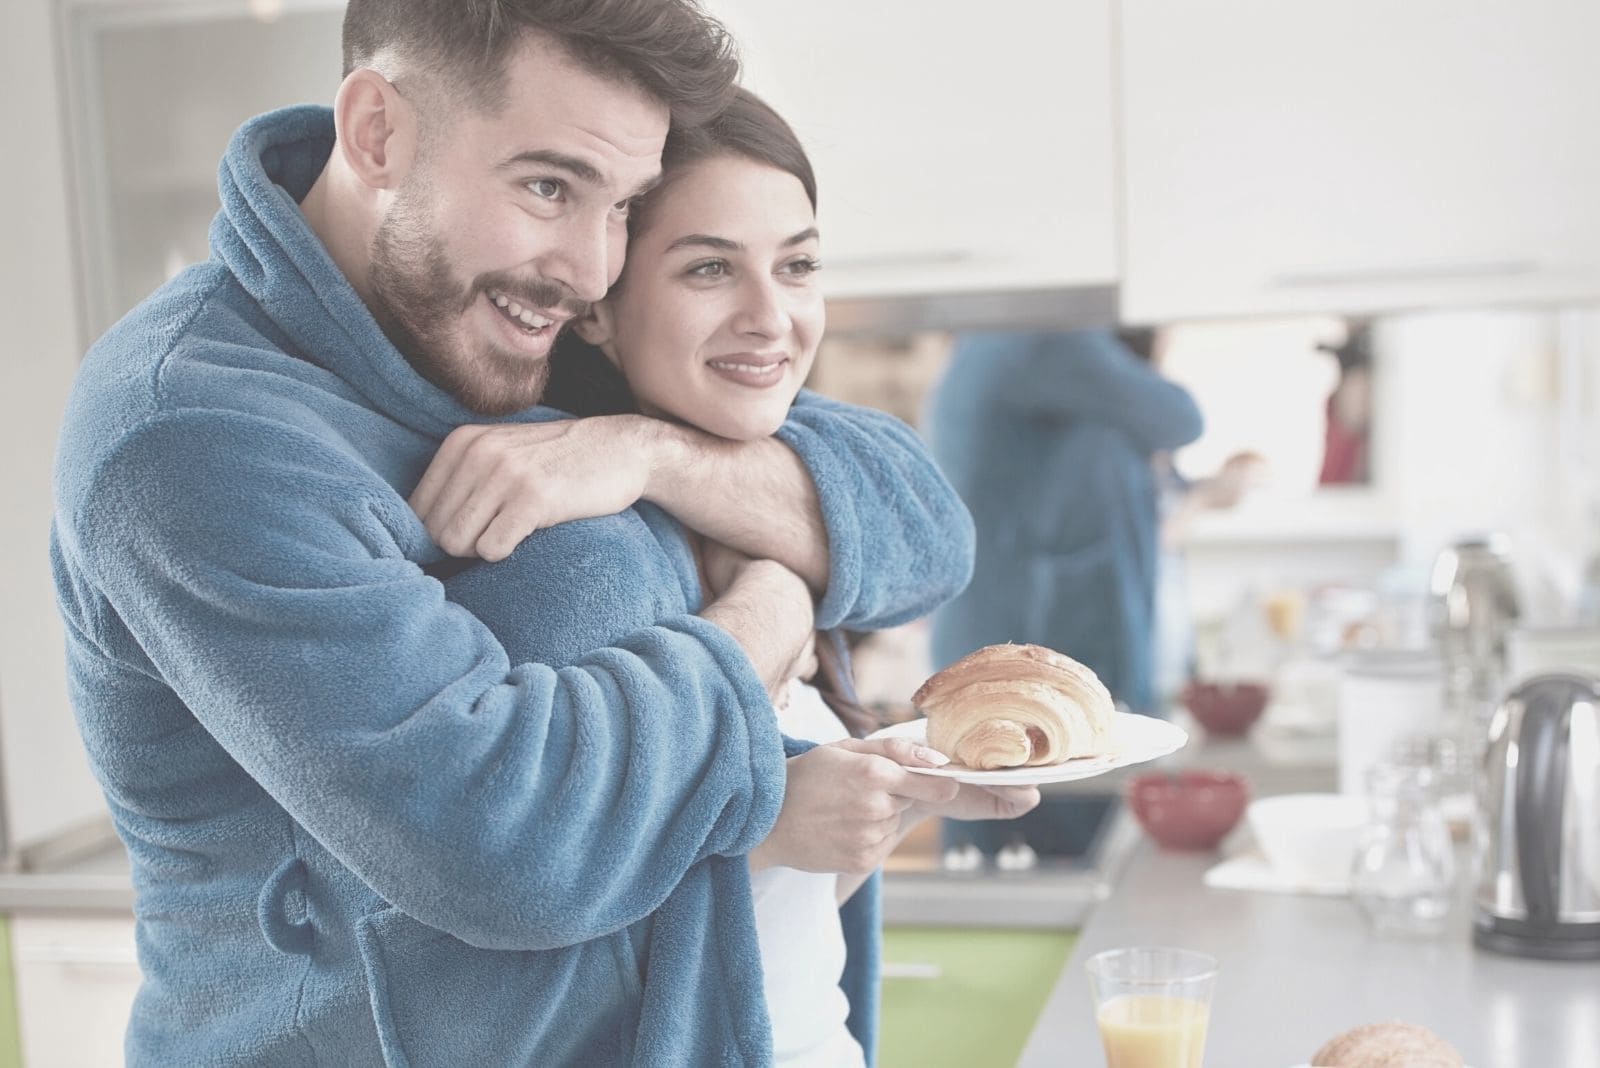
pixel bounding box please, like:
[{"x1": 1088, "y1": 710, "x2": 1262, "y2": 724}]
[{"x1": 589, "y1": 154, "x2": 823, "y2": 441}]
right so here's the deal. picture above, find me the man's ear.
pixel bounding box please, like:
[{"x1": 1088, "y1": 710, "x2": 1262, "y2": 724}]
[
  {"x1": 572, "y1": 300, "x2": 616, "y2": 347},
  {"x1": 332, "y1": 68, "x2": 417, "y2": 191}
]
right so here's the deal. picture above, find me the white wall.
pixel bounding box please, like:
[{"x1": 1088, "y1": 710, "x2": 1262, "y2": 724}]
[
  {"x1": 0, "y1": 0, "x2": 115, "y2": 850},
  {"x1": 1376, "y1": 308, "x2": 1600, "y2": 620}
]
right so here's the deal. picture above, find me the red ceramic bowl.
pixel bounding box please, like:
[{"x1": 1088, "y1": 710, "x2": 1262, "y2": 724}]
[
  {"x1": 1125, "y1": 770, "x2": 1250, "y2": 851},
  {"x1": 1181, "y1": 680, "x2": 1270, "y2": 736}
]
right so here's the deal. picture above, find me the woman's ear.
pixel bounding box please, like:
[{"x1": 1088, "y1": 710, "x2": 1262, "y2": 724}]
[
  {"x1": 572, "y1": 300, "x2": 616, "y2": 347},
  {"x1": 332, "y1": 68, "x2": 417, "y2": 191}
]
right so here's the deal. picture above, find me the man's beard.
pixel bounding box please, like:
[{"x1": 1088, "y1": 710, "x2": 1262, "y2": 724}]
[{"x1": 367, "y1": 185, "x2": 584, "y2": 417}]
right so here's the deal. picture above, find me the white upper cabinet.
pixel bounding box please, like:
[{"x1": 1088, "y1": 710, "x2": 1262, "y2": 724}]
[
  {"x1": 1118, "y1": 1, "x2": 1600, "y2": 322},
  {"x1": 704, "y1": 0, "x2": 1119, "y2": 298}
]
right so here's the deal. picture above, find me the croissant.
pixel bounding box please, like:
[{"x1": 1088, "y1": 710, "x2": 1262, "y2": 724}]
[
  {"x1": 912, "y1": 644, "x2": 1116, "y2": 770},
  {"x1": 1310, "y1": 1021, "x2": 1463, "y2": 1068}
]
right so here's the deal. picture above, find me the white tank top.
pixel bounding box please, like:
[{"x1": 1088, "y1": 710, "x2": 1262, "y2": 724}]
[{"x1": 750, "y1": 680, "x2": 868, "y2": 1067}]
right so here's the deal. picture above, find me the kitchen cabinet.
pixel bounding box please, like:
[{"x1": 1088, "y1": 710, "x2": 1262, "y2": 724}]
[
  {"x1": 1118, "y1": 0, "x2": 1600, "y2": 322},
  {"x1": 702, "y1": 0, "x2": 1119, "y2": 299},
  {"x1": 8, "y1": 913, "x2": 139, "y2": 1068}
]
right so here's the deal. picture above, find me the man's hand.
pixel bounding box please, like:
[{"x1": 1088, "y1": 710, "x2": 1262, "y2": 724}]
[
  {"x1": 750, "y1": 738, "x2": 960, "y2": 875},
  {"x1": 409, "y1": 416, "x2": 652, "y2": 561}
]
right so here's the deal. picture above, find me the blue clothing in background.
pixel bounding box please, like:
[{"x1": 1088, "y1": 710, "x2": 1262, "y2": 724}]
[
  {"x1": 925, "y1": 330, "x2": 1201, "y2": 860},
  {"x1": 51, "y1": 107, "x2": 974, "y2": 1066},
  {"x1": 926, "y1": 329, "x2": 1203, "y2": 712}
]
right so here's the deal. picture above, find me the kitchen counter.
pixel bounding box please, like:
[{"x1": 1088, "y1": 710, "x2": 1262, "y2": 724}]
[
  {"x1": 880, "y1": 716, "x2": 1335, "y2": 929},
  {"x1": 1015, "y1": 840, "x2": 1600, "y2": 1068}
]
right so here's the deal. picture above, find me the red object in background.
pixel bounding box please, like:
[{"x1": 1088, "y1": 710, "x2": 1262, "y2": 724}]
[
  {"x1": 1125, "y1": 770, "x2": 1250, "y2": 851},
  {"x1": 1181, "y1": 680, "x2": 1270, "y2": 736},
  {"x1": 1319, "y1": 393, "x2": 1368, "y2": 485}
]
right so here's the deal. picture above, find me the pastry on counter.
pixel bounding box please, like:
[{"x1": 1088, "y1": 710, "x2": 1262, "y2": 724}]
[
  {"x1": 912, "y1": 642, "x2": 1115, "y2": 770},
  {"x1": 1310, "y1": 1020, "x2": 1464, "y2": 1068}
]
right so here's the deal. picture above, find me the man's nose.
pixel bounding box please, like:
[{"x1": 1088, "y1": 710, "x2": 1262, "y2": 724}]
[
  {"x1": 542, "y1": 213, "x2": 614, "y2": 305},
  {"x1": 731, "y1": 277, "x2": 792, "y2": 339}
]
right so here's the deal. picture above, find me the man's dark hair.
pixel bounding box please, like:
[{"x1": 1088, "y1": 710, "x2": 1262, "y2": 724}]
[{"x1": 342, "y1": 0, "x2": 740, "y2": 127}]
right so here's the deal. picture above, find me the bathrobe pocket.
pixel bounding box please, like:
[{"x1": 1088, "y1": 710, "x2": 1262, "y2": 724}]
[{"x1": 355, "y1": 906, "x2": 643, "y2": 1067}]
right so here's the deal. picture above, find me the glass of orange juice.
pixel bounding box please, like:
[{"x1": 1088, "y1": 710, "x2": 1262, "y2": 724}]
[{"x1": 1085, "y1": 947, "x2": 1217, "y2": 1068}]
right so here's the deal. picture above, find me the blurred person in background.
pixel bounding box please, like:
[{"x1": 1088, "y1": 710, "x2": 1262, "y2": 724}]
[{"x1": 924, "y1": 327, "x2": 1202, "y2": 858}]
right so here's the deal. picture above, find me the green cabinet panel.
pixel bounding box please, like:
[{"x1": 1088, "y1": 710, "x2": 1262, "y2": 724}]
[{"x1": 879, "y1": 927, "x2": 1076, "y2": 1068}]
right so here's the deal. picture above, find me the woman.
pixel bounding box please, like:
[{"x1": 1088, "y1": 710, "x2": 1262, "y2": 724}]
[
  {"x1": 446, "y1": 91, "x2": 1036, "y2": 1065},
  {"x1": 547, "y1": 89, "x2": 872, "y2": 1068}
]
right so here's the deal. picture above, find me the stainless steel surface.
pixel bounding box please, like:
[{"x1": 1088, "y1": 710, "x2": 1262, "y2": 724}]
[
  {"x1": 822, "y1": 285, "x2": 1119, "y2": 339},
  {"x1": 1431, "y1": 534, "x2": 1521, "y2": 701},
  {"x1": 1016, "y1": 841, "x2": 1600, "y2": 1068},
  {"x1": 1476, "y1": 674, "x2": 1600, "y2": 959}
]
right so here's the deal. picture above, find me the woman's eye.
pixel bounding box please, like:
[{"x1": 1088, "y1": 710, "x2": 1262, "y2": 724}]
[
  {"x1": 782, "y1": 257, "x2": 823, "y2": 278},
  {"x1": 688, "y1": 260, "x2": 728, "y2": 279},
  {"x1": 526, "y1": 178, "x2": 564, "y2": 201}
]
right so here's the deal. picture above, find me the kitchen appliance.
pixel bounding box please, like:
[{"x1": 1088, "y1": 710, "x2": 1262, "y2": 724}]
[
  {"x1": 1430, "y1": 535, "x2": 1521, "y2": 701},
  {"x1": 1474, "y1": 673, "x2": 1600, "y2": 960}
]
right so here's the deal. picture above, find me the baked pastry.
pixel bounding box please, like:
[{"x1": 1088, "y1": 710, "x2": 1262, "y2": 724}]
[
  {"x1": 912, "y1": 643, "x2": 1115, "y2": 770},
  {"x1": 1310, "y1": 1021, "x2": 1464, "y2": 1067}
]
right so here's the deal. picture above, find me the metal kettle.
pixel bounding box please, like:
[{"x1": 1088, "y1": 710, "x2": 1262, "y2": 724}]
[{"x1": 1474, "y1": 673, "x2": 1600, "y2": 959}]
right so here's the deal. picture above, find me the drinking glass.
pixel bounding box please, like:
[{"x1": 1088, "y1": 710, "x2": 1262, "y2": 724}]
[
  {"x1": 1084, "y1": 947, "x2": 1217, "y2": 1068},
  {"x1": 1349, "y1": 762, "x2": 1456, "y2": 936}
]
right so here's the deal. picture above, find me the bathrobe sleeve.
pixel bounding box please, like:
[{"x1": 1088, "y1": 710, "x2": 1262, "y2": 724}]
[
  {"x1": 776, "y1": 390, "x2": 975, "y2": 632},
  {"x1": 63, "y1": 409, "x2": 785, "y2": 952},
  {"x1": 971, "y1": 330, "x2": 1204, "y2": 453}
]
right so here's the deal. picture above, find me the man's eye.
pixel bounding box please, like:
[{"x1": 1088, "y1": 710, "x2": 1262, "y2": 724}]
[
  {"x1": 526, "y1": 178, "x2": 564, "y2": 201},
  {"x1": 611, "y1": 197, "x2": 636, "y2": 218},
  {"x1": 688, "y1": 260, "x2": 728, "y2": 279}
]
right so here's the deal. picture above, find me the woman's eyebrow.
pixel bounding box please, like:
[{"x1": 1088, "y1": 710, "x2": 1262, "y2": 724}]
[
  {"x1": 665, "y1": 227, "x2": 820, "y2": 254},
  {"x1": 665, "y1": 234, "x2": 740, "y2": 253}
]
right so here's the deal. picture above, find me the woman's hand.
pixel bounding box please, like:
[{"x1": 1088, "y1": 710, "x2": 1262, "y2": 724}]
[
  {"x1": 750, "y1": 738, "x2": 959, "y2": 875},
  {"x1": 909, "y1": 782, "x2": 1042, "y2": 825}
]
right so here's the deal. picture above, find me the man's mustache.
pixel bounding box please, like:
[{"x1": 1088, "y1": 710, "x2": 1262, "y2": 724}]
[{"x1": 475, "y1": 275, "x2": 589, "y2": 320}]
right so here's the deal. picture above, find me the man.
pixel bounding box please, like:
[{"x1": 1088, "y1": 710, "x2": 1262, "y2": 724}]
[{"x1": 51, "y1": 2, "x2": 1001, "y2": 1063}]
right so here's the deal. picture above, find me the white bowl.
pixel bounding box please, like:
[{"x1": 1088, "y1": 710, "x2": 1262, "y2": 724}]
[{"x1": 1247, "y1": 793, "x2": 1368, "y2": 887}]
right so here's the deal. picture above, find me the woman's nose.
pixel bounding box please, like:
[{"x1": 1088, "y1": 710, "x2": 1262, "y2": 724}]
[{"x1": 731, "y1": 278, "x2": 791, "y2": 339}]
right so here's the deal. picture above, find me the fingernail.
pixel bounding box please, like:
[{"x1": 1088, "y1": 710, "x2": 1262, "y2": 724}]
[{"x1": 915, "y1": 746, "x2": 951, "y2": 766}]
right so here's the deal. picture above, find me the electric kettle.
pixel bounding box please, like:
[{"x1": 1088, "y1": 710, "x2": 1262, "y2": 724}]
[{"x1": 1474, "y1": 673, "x2": 1600, "y2": 959}]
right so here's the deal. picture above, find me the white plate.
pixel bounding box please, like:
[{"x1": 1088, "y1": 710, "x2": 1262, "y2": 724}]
[{"x1": 866, "y1": 713, "x2": 1187, "y2": 785}]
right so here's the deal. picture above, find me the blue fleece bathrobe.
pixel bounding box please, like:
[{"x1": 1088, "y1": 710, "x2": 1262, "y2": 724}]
[{"x1": 51, "y1": 106, "x2": 974, "y2": 1067}]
